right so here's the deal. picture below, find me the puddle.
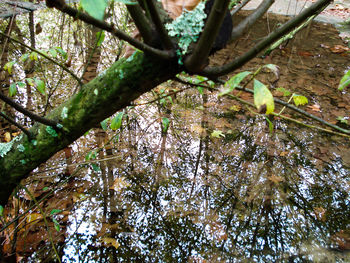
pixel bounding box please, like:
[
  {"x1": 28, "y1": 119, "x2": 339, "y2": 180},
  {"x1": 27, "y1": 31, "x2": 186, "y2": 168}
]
[{"x1": 1, "y1": 10, "x2": 350, "y2": 263}]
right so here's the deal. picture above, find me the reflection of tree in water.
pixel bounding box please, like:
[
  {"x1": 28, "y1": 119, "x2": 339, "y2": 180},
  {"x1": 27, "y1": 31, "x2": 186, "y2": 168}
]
[{"x1": 53, "y1": 89, "x2": 350, "y2": 262}]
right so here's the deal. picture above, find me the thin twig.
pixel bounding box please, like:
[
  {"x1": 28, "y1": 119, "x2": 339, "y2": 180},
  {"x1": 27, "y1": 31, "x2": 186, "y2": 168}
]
[
  {"x1": 0, "y1": 92, "x2": 59, "y2": 128},
  {"x1": 0, "y1": 111, "x2": 32, "y2": 138}
]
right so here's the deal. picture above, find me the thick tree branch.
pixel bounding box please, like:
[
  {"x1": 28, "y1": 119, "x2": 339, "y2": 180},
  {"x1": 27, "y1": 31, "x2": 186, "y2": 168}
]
[
  {"x1": 46, "y1": 0, "x2": 173, "y2": 60},
  {"x1": 0, "y1": 92, "x2": 59, "y2": 128},
  {"x1": 231, "y1": 0, "x2": 275, "y2": 41},
  {"x1": 200, "y1": 0, "x2": 332, "y2": 78},
  {"x1": 184, "y1": 0, "x2": 231, "y2": 72},
  {"x1": 145, "y1": 0, "x2": 174, "y2": 50},
  {"x1": 126, "y1": 4, "x2": 154, "y2": 44},
  {"x1": 0, "y1": 52, "x2": 179, "y2": 206}
]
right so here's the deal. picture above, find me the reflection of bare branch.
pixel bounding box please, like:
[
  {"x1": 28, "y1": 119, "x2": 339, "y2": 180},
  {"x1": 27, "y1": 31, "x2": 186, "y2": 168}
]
[
  {"x1": 0, "y1": 92, "x2": 59, "y2": 128},
  {"x1": 0, "y1": 111, "x2": 32, "y2": 138}
]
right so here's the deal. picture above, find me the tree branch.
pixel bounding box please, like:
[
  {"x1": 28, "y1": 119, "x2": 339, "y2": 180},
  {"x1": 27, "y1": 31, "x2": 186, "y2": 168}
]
[
  {"x1": 46, "y1": 0, "x2": 173, "y2": 59},
  {"x1": 145, "y1": 0, "x2": 174, "y2": 50},
  {"x1": 231, "y1": 0, "x2": 275, "y2": 42},
  {"x1": 184, "y1": 0, "x2": 231, "y2": 72},
  {"x1": 126, "y1": 4, "x2": 154, "y2": 44},
  {"x1": 200, "y1": 0, "x2": 332, "y2": 78}
]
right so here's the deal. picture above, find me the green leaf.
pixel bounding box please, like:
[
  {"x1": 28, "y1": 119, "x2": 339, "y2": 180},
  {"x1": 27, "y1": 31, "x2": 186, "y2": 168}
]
[
  {"x1": 29, "y1": 52, "x2": 38, "y2": 61},
  {"x1": 253, "y1": 79, "x2": 275, "y2": 114},
  {"x1": 110, "y1": 112, "x2": 124, "y2": 130},
  {"x1": 265, "y1": 116, "x2": 274, "y2": 134},
  {"x1": 85, "y1": 150, "x2": 97, "y2": 161},
  {"x1": 293, "y1": 94, "x2": 308, "y2": 106},
  {"x1": 211, "y1": 130, "x2": 225, "y2": 138},
  {"x1": 4, "y1": 61, "x2": 16, "y2": 75},
  {"x1": 219, "y1": 71, "x2": 251, "y2": 97},
  {"x1": 338, "y1": 69, "x2": 350, "y2": 91},
  {"x1": 91, "y1": 163, "x2": 101, "y2": 172},
  {"x1": 197, "y1": 86, "x2": 204, "y2": 95},
  {"x1": 0, "y1": 205, "x2": 3, "y2": 217},
  {"x1": 17, "y1": 82, "x2": 26, "y2": 88},
  {"x1": 50, "y1": 209, "x2": 62, "y2": 215},
  {"x1": 48, "y1": 48, "x2": 58, "y2": 58},
  {"x1": 34, "y1": 78, "x2": 46, "y2": 95},
  {"x1": 20, "y1": 53, "x2": 30, "y2": 62},
  {"x1": 162, "y1": 117, "x2": 170, "y2": 133},
  {"x1": 100, "y1": 118, "x2": 109, "y2": 131},
  {"x1": 336, "y1": 116, "x2": 348, "y2": 124},
  {"x1": 26, "y1": 78, "x2": 35, "y2": 86},
  {"x1": 276, "y1": 87, "x2": 291, "y2": 96},
  {"x1": 96, "y1": 31, "x2": 105, "y2": 47},
  {"x1": 52, "y1": 218, "x2": 60, "y2": 232},
  {"x1": 55, "y1": 47, "x2": 67, "y2": 60},
  {"x1": 115, "y1": 0, "x2": 137, "y2": 4},
  {"x1": 9, "y1": 83, "x2": 17, "y2": 97},
  {"x1": 80, "y1": 0, "x2": 107, "y2": 20}
]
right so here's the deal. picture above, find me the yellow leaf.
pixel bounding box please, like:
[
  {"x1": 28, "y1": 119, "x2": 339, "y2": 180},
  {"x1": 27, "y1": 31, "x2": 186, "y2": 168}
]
[
  {"x1": 110, "y1": 177, "x2": 131, "y2": 192},
  {"x1": 26, "y1": 213, "x2": 43, "y2": 224},
  {"x1": 267, "y1": 175, "x2": 284, "y2": 184},
  {"x1": 4, "y1": 132, "x2": 11, "y2": 142},
  {"x1": 101, "y1": 237, "x2": 120, "y2": 250}
]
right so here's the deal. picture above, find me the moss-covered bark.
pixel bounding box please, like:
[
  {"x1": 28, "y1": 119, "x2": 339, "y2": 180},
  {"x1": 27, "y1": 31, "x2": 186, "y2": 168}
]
[{"x1": 0, "y1": 52, "x2": 180, "y2": 205}]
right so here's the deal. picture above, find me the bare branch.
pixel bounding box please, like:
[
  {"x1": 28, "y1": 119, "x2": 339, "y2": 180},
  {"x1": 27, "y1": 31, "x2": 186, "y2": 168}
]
[
  {"x1": 231, "y1": 0, "x2": 275, "y2": 42},
  {"x1": 46, "y1": 0, "x2": 173, "y2": 59},
  {"x1": 127, "y1": 4, "x2": 154, "y2": 44},
  {"x1": 184, "y1": 0, "x2": 231, "y2": 72},
  {"x1": 0, "y1": 92, "x2": 59, "y2": 128},
  {"x1": 200, "y1": 0, "x2": 332, "y2": 78},
  {"x1": 145, "y1": 0, "x2": 174, "y2": 50}
]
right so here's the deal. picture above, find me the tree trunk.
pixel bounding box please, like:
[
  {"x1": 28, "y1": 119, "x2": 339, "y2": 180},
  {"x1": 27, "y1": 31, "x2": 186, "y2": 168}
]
[{"x1": 0, "y1": 52, "x2": 179, "y2": 205}]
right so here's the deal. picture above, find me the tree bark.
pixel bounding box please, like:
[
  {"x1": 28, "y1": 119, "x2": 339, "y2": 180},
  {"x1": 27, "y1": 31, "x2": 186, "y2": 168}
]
[{"x1": 0, "y1": 52, "x2": 179, "y2": 205}]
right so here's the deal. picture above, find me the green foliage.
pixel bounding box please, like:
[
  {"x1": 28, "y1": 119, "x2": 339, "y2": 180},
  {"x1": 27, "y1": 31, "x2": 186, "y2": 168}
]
[
  {"x1": 162, "y1": 117, "x2": 170, "y2": 133},
  {"x1": 336, "y1": 116, "x2": 348, "y2": 125},
  {"x1": 253, "y1": 79, "x2": 274, "y2": 114},
  {"x1": 293, "y1": 94, "x2": 308, "y2": 106},
  {"x1": 211, "y1": 130, "x2": 225, "y2": 138},
  {"x1": 85, "y1": 150, "x2": 97, "y2": 161},
  {"x1": 165, "y1": 2, "x2": 207, "y2": 61},
  {"x1": 276, "y1": 87, "x2": 291, "y2": 96},
  {"x1": 80, "y1": 0, "x2": 108, "y2": 20},
  {"x1": 219, "y1": 71, "x2": 252, "y2": 97},
  {"x1": 338, "y1": 69, "x2": 350, "y2": 91},
  {"x1": 96, "y1": 31, "x2": 105, "y2": 47},
  {"x1": 4, "y1": 61, "x2": 16, "y2": 75},
  {"x1": 46, "y1": 126, "x2": 58, "y2": 137},
  {"x1": 100, "y1": 118, "x2": 109, "y2": 131},
  {"x1": 0, "y1": 205, "x2": 3, "y2": 216},
  {"x1": 34, "y1": 78, "x2": 46, "y2": 95},
  {"x1": 111, "y1": 112, "x2": 124, "y2": 130}
]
